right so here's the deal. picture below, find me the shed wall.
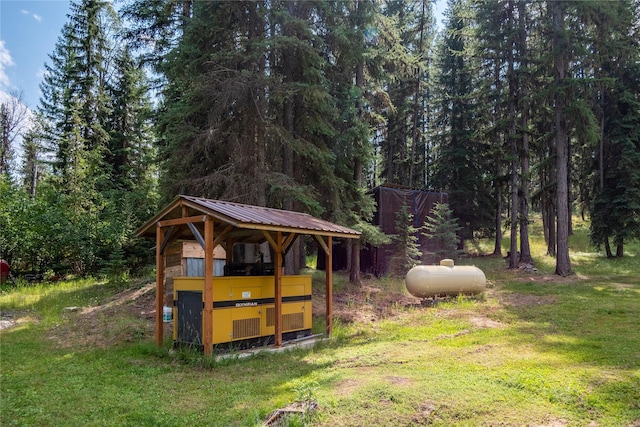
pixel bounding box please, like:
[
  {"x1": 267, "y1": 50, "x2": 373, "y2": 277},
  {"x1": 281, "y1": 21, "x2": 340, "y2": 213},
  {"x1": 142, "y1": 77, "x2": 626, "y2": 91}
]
[{"x1": 361, "y1": 186, "x2": 448, "y2": 276}]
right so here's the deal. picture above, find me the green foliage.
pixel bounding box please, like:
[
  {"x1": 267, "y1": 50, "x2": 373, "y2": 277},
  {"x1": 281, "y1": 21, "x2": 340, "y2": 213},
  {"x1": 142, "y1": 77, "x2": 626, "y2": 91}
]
[
  {"x1": 8, "y1": 0, "x2": 158, "y2": 277},
  {"x1": 590, "y1": 60, "x2": 640, "y2": 254},
  {"x1": 392, "y1": 203, "x2": 422, "y2": 272},
  {"x1": 431, "y1": 0, "x2": 495, "y2": 241},
  {"x1": 422, "y1": 202, "x2": 462, "y2": 262}
]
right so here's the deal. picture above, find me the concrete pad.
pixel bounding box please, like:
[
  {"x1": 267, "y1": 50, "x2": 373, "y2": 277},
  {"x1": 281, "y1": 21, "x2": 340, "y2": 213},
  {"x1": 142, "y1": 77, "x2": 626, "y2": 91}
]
[{"x1": 215, "y1": 334, "x2": 326, "y2": 361}]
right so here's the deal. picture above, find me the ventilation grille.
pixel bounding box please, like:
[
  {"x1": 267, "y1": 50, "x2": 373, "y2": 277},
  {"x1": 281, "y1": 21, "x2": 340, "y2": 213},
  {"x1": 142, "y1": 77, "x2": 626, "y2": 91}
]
[
  {"x1": 266, "y1": 309, "x2": 305, "y2": 331},
  {"x1": 233, "y1": 318, "x2": 260, "y2": 339},
  {"x1": 283, "y1": 313, "x2": 304, "y2": 331}
]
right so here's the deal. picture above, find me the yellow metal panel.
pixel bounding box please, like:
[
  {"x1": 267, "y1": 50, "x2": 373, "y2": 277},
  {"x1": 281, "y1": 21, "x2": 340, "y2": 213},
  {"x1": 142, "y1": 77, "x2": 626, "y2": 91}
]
[
  {"x1": 213, "y1": 308, "x2": 231, "y2": 344},
  {"x1": 173, "y1": 277, "x2": 206, "y2": 292},
  {"x1": 173, "y1": 275, "x2": 312, "y2": 345}
]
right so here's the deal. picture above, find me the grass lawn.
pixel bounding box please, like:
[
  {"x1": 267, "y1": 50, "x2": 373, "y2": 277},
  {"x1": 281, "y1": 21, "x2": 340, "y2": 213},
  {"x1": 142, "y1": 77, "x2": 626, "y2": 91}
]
[{"x1": 1, "y1": 217, "x2": 639, "y2": 426}]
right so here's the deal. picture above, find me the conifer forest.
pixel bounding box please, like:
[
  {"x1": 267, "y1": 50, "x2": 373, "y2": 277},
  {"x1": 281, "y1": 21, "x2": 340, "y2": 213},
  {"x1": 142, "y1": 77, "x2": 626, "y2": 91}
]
[{"x1": 1, "y1": 0, "x2": 639, "y2": 280}]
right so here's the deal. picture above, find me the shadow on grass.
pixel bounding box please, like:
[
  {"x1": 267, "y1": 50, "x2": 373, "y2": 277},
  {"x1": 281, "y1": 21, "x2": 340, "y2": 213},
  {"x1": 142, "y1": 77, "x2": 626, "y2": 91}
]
[{"x1": 498, "y1": 277, "x2": 640, "y2": 369}]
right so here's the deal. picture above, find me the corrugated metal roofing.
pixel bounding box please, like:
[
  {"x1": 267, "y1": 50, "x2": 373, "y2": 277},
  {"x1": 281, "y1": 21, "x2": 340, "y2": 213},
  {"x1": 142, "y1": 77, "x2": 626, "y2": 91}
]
[{"x1": 137, "y1": 195, "x2": 361, "y2": 239}]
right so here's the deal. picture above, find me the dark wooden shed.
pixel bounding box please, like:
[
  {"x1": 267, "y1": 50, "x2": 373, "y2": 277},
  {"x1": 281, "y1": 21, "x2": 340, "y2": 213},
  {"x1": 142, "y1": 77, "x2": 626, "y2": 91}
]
[
  {"x1": 137, "y1": 195, "x2": 360, "y2": 355},
  {"x1": 361, "y1": 185, "x2": 448, "y2": 276}
]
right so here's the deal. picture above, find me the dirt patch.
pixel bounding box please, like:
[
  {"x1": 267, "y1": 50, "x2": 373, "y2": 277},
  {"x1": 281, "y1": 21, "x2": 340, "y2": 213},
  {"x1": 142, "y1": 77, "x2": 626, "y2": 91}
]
[
  {"x1": 313, "y1": 282, "x2": 421, "y2": 325},
  {"x1": 47, "y1": 282, "x2": 170, "y2": 349},
  {"x1": 497, "y1": 292, "x2": 557, "y2": 307},
  {"x1": 0, "y1": 310, "x2": 35, "y2": 330},
  {"x1": 386, "y1": 375, "x2": 413, "y2": 386},
  {"x1": 512, "y1": 273, "x2": 588, "y2": 284},
  {"x1": 412, "y1": 401, "x2": 439, "y2": 424},
  {"x1": 469, "y1": 316, "x2": 504, "y2": 328},
  {"x1": 334, "y1": 378, "x2": 365, "y2": 396},
  {"x1": 532, "y1": 419, "x2": 569, "y2": 427}
]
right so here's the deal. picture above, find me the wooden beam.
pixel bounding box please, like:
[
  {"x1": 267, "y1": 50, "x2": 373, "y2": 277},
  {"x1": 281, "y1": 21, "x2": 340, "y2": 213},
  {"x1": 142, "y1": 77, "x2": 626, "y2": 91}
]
[
  {"x1": 326, "y1": 236, "x2": 333, "y2": 336},
  {"x1": 314, "y1": 234, "x2": 329, "y2": 255},
  {"x1": 262, "y1": 230, "x2": 277, "y2": 250},
  {"x1": 274, "y1": 231, "x2": 283, "y2": 347},
  {"x1": 203, "y1": 217, "x2": 214, "y2": 356},
  {"x1": 159, "y1": 225, "x2": 176, "y2": 255},
  {"x1": 188, "y1": 222, "x2": 205, "y2": 249},
  {"x1": 155, "y1": 224, "x2": 165, "y2": 347},
  {"x1": 213, "y1": 224, "x2": 233, "y2": 248},
  {"x1": 158, "y1": 215, "x2": 206, "y2": 228},
  {"x1": 282, "y1": 233, "x2": 298, "y2": 255},
  {"x1": 235, "y1": 223, "x2": 360, "y2": 239},
  {"x1": 225, "y1": 236, "x2": 234, "y2": 266}
]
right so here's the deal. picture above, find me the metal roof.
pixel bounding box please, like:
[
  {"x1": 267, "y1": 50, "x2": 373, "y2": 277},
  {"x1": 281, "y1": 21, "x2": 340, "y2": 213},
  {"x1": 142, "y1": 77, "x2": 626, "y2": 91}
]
[{"x1": 137, "y1": 195, "x2": 361, "y2": 239}]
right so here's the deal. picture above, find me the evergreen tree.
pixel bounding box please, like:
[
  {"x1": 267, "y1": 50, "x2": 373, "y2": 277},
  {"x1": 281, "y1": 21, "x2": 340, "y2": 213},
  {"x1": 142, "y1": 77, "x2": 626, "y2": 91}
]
[
  {"x1": 20, "y1": 114, "x2": 48, "y2": 197},
  {"x1": 32, "y1": 0, "x2": 157, "y2": 274},
  {"x1": 431, "y1": 0, "x2": 493, "y2": 246},
  {"x1": 547, "y1": 0, "x2": 613, "y2": 274},
  {"x1": 422, "y1": 202, "x2": 461, "y2": 262},
  {"x1": 377, "y1": 0, "x2": 436, "y2": 188},
  {"x1": 38, "y1": 0, "x2": 116, "y2": 205},
  {"x1": 392, "y1": 203, "x2": 422, "y2": 273},
  {"x1": 587, "y1": 0, "x2": 640, "y2": 256}
]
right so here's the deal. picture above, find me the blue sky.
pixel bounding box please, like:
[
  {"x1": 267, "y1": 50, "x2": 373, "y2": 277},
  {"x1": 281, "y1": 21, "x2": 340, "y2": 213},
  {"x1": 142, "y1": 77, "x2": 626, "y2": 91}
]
[
  {"x1": 0, "y1": 1, "x2": 71, "y2": 109},
  {"x1": 1, "y1": 0, "x2": 446, "y2": 112}
]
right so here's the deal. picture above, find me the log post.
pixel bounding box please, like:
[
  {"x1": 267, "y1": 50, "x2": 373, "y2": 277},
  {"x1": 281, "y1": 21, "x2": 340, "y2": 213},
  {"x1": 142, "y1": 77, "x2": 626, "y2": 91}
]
[
  {"x1": 155, "y1": 224, "x2": 165, "y2": 346},
  {"x1": 274, "y1": 231, "x2": 283, "y2": 346},
  {"x1": 326, "y1": 236, "x2": 333, "y2": 336},
  {"x1": 203, "y1": 217, "x2": 214, "y2": 355}
]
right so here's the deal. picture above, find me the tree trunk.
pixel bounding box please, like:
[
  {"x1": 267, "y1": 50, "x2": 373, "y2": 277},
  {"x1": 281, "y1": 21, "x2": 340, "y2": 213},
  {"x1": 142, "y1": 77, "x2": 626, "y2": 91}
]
[
  {"x1": 251, "y1": 2, "x2": 266, "y2": 208},
  {"x1": 604, "y1": 238, "x2": 613, "y2": 258},
  {"x1": 567, "y1": 137, "x2": 573, "y2": 236},
  {"x1": 517, "y1": 0, "x2": 532, "y2": 265},
  {"x1": 547, "y1": 201, "x2": 556, "y2": 257},
  {"x1": 551, "y1": 0, "x2": 572, "y2": 276},
  {"x1": 281, "y1": 1, "x2": 303, "y2": 276},
  {"x1": 493, "y1": 183, "x2": 502, "y2": 256},
  {"x1": 409, "y1": 0, "x2": 426, "y2": 188},
  {"x1": 0, "y1": 108, "x2": 9, "y2": 175},
  {"x1": 507, "y1": 1, "x2": 519, "y2": 269},
  {"x1": 349, "y1": 24, "x2": 365, "y2": 285}
]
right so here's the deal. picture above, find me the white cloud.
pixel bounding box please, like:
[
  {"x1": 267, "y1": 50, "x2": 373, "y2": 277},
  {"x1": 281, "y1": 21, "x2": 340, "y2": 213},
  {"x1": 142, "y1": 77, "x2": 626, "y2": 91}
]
[
  {"x1": 19, "y1": 9, "x2": 41, "y2": 22},
  {"x1": 0, "y1": 40, "x2": 15, "y2": 88}
]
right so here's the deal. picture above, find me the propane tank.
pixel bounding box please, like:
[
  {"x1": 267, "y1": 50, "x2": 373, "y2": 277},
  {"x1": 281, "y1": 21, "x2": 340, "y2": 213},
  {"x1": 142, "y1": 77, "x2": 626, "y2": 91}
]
[{"x1": 405, "y1": 259, "x2": 486, "y2": 299}]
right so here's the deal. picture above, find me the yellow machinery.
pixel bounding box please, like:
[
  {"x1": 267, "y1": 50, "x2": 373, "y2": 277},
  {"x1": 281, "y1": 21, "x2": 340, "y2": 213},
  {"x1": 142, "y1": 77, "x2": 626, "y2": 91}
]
[{"x1": 172, "y1": 275, "x2": 312, "y2": 348}]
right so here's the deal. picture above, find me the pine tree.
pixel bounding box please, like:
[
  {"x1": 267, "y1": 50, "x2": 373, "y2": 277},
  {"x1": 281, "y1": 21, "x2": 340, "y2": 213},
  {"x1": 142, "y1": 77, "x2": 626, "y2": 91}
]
[
  {"x1": 586, "y1": 0, "x2": 640, "y2": 257},
  {"x1": 392, "y1": 203, "x2": 422, "y2": 273},
  {"x1": 33, "y1": 0, "x2": 157, "y2": 274},
  {"x1": 422, "y1": 202, "x2": 461, "y2": 263},
  {"x1": 431, "y1": 0, "x2": 494, "y2": 246},
  {"x1": 368, "y1": 0, "x2": 436, "y2": 189},
  {"x1": 20, "y1": 114, "x2": 48, "y2": 197},
  {"x1": 38, "y1": 0, "x2": 116, "y2": 203}
]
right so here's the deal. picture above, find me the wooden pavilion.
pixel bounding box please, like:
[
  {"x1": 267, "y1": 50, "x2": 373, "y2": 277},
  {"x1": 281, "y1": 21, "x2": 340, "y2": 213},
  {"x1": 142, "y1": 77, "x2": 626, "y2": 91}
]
[{"x1": 136, "y1": 195, "x2": 360, "y2": 355}]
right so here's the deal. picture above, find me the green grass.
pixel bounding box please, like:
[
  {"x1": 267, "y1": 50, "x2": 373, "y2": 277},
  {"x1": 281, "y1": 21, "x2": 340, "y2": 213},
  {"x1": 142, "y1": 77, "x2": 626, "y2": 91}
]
[{"x1": 2, "y1": 218, "x2": 639, "y2": 426}]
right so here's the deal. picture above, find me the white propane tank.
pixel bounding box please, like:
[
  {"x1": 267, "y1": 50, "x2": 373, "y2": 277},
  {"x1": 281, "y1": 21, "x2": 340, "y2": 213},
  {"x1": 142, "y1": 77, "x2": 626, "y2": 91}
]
[{"x1": 405, "y1": 259, "x2": 486, "y2": 299}]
